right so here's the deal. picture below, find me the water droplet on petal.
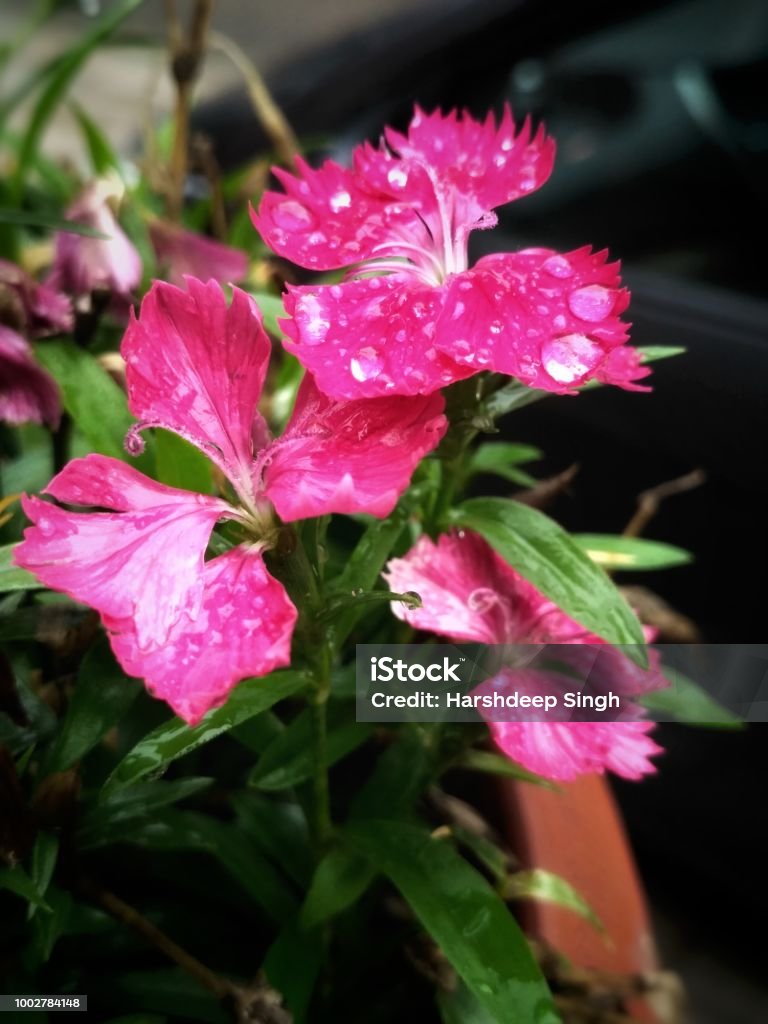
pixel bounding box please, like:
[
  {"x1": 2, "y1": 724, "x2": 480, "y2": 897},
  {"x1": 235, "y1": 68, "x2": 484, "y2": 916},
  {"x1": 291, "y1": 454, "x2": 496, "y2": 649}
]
[
  {"x1": 542, "y1": 333, "x2": 603, "y2": 384},
  {"x1": 489, "y1": 320, "x2": 504, "y2": 335},
  {"x1": 567, "y1": 284, "x2": 616, "y2": 322},
  {"x1": 329, "y1": 190, "x2": 352, "y2": 212},
  {"x1": 542, "y1": 255, "x2": 574, "y2": 279},
  {"x1": 387, "y1": 166, "x2": 408, "y2": 189},
  {"x1": 296, "y1": 294, "x2": 330, "y2": 345},
  {"x1": 273, "y1": 200, "x2": 313, "y2": 230},
  {"x1": 350, "y1": 346, "x2": 384, "y2": 382}
]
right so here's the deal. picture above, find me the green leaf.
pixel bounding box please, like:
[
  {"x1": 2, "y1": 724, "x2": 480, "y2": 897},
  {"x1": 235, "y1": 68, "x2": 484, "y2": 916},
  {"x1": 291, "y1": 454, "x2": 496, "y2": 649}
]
[
  {"x1": 451, "y1": 498, "x2": 645, "y2": 650},
  {"x1": 27, "y1": 832, "x2": 59, "y2": 920},
  {"x1": 502, "y1": 869, "x2": 604, "y2": 933},
  {"x1": 34, "y1": 341, "x2": 152, "y2": 468},
  {"x1": 0, "y1": 865, "x2": 51, "y2": 911},
  {"x1": 574, "y1": 534, "x2": 692, "y2": 571},
  {"x1": 642, "y1": 666, "x2": 742, "y2": 728},
  {"x1": 458, "y1": 749, "x2": 557, "y2": 790},
  {"x1": 0, "y1": 208, "x2": 108, "y2": 236},
  {"x1": 232, "y1": 792, "x2": 312, "y2": 887},
  {"x1": 467, "y1": 443, "x2": 542, "y2": 486},
  {"x1": 111, "y1": 969, "x2": 228, "y2": 1023},
  {"x1": 438, "y1": 982, "x2": 497, "y2": 1024},
  {"x1": 249, "y1": 291, "x2": 287, "y2": 339},
  {"x1": 11, "y1": 0, "x2": 145, "y2": 198},
  {"x1": 153, "y1": 429, "x2": 213, "y2": 494},
  {"x1": 263, "y1": 921, "x2": 324, "y2": 1024},
  {"x1": 107, "y1": 809, "x2": 298, "y2": 923},
  {"x1": 345, "y1": 820, "x2": 559, "y2": 1024},
  {"x1": 638, "y1": 345, "x2": 686, "y2": 363},
  {"x1": 250, "y1": 709, "x2": 373, "y2": 791},
  {"x1": 79, "y1": 778, "x2": 213, "y2": 847},
  {"x1": 301, "y1": 844, "x2": 376, "y2": 928},
  {"x1": 70, "y1": 102, "x2": 122, "y2": 177},
  {"x1": 102, "y1": 670, "x2": 308, "y2": 795},
  {"x1": 0, "y1": 544, "x2": 41, "y2": 593},
  {"x1": 44, "y1": 638, "x2": 142, "y2": 774}
]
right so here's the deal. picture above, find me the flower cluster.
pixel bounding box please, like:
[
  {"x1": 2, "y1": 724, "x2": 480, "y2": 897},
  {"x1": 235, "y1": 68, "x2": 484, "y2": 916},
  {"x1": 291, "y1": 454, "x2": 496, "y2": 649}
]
[{"x1": 15, "y1": 105, "x2": 661, "y2": 781}]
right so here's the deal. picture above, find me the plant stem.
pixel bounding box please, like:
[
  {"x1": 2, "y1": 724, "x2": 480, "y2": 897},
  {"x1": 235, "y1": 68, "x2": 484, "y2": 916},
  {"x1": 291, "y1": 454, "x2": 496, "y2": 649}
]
[{"x1": 310, "y1": 678, "x2": 332, "y2": 849}]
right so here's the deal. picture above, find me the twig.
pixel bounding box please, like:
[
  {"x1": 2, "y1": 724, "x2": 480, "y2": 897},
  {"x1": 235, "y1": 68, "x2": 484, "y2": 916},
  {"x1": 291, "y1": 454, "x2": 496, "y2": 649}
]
[
  {"x1": 622, "y1": 469, "x2": 706, "y2": 538},
  {"x1": 88, "y1": 882, "x2": 235, "y2": 1001},
  {"x1": 164, "y1": 0, "x2": 216, "y2": 220},
  {"x1": 209, "y1": 31, "x2": 300, "y2": 166},
  {"x1": 514, "y1": 463, "x2": 579, "y2": 510}
]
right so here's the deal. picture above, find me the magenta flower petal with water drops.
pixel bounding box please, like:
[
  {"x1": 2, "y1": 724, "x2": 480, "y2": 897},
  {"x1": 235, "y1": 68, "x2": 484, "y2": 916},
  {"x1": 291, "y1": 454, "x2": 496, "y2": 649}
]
[
  {"x1": 384, "y1": 529, "x2": 665, "y2": 781},
  {"x1": 261, "y1": 372, "x2": 446, "y2": 520},
  {"x1": 110, "y1": 546, "x2": 297, "y2": 725},
  {"x1": 15, "y1": 278, "x2": 444, "y2": 721},
  {"x1": 122, "y1": 277, "x2": 271, "y2": 500},
  {"x1": 253, "y1": 104, "x2": 648, "y2": 398},
  {"x1": 0, "y1": 325, "x2": 62, "y2": 428}
]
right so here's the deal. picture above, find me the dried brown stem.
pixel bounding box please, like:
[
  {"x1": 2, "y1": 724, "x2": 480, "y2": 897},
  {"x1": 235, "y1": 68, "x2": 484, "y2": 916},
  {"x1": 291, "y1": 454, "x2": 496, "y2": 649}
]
[
  {"x1": 623, "y1": 469, "x2": 706, "y2": 539},
  {"x1": 514, "y1": 463, "x2": 580, "y2": 510},
  {"x1": 164, "y1": 0, "x2": 216, "y2": 220},
  {"x1": 209, "y1": 31, "x2": 300, "y2": 166},
  {"x1": 90, "y1": 883, "x2": 234, "y2": 1001}
]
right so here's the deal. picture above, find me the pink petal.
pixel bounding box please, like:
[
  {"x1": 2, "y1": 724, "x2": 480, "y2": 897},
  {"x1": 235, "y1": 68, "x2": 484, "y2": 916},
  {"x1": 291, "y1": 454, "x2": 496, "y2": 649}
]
[
  {"x1": 281, "y1": 277, "x2": 473, "y2": 398},
  {"x1": 0, "y1": 325, "x2": 61, "y2": 428},
  {"x1": 48, "y1": 182, "x2": 142, "y2": 299},
  {"x1": 436, "y1": 248, "x2": 648, "y2": 392},
  {"x1": 252, "y1": 157, "x2": 416, "y2": 270},
  {"x1": 261, "y1": 373, "x2": 447, "y2": 520},
  {"x1": 122, "y1": 279, "x2": 270, "y2": 496},
  {"x1": 384, "y1": 531, "x2": 536, "y2": 644},
  {"x1": 14, "y1": 455, "x2": 230, "y2": 649},
  {"x1": 487, "y1": 720, "x2": 662, "y2": 782},
  {"x1": 381, "y1": 104, "x2": 556, "y2": 219},
  {"x1": 149, "y1": 220, "x2": 248, "y2": 287},
  {"x1": 0, "y1": 259, "x2": 73, "y2": 337},
  {"x1": 110, "y1": 546, "x2": 297, "y2": 725}
]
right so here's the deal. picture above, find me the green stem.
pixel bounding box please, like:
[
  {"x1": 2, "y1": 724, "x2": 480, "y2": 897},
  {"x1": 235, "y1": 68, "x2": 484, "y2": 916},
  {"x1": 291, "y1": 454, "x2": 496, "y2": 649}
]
[{"x1": 310, "y1": 675, "x2": 332, "y2": 849}]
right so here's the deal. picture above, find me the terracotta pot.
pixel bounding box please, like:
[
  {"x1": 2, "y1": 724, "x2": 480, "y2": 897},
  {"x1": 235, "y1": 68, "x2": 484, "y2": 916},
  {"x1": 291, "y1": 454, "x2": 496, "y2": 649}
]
[{"x1": 497, "y1": 773, "x2": 659, "y2": 1021}]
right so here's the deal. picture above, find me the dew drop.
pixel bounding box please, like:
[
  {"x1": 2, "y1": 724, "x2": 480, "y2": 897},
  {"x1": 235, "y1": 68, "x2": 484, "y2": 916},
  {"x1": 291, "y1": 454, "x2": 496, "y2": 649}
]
[
  {"x1": 296, "y1": 294, "x2": 330, "y2": 345},
  {"x1": 541, "y1": 333, "x2": 603, "y2": 384},
  {"x1": 489, "y1": 320, "x2": 504, "y2": 335},
  {"x1": 273, "y1": 200, "x2": 313, "y2": 230},
  {"x1": 387, "y1": 166, "x2": 408, "y2": 189},
  {"x1": 350, "y1": 346, "x2": 384, "y2": 382},
  {"x1": 329, "y1": 190, "x2": 351, "y2": 213},
  {"x1": 542, "y1": 255, "x2": 573, "y2": 279},
  {"x1": 567, "y1": 284, "x2": 615, "y2": 322}
]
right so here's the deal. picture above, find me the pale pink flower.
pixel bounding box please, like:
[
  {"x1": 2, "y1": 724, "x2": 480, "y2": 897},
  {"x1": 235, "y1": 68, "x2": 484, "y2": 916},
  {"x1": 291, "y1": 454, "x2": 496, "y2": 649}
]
[
  {"x1": 384, "y1": 529, "x2": 664, "y2": 781},
  {"x1": 149, "y1": 220, "x2": 248, "y2": 288},
  {"x1": 0, "y1": 259, "x2": 73, "y2": 337},
  {"x1": 0, "y1": 325, "x2": 61, "y2": 428},
  {"x1": 253, "y1": 105, "x2": 649, "y2": 399},
  {"x1": 48, "y1": 181, "x2": 142, "y2": 304},
  {"x1": 15, "y1": 278, "x2": 446, "y2": 722}
]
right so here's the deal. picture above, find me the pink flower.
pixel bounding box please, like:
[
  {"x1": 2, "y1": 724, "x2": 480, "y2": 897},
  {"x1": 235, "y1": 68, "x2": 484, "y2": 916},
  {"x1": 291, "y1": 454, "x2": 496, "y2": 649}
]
[
  {"x1": 15, "y1": 278, "x2": 446, "y2": 723},
  {"x1": 384, "y1": 529, "x2": 664, "y2": 781},
  {"x1": 149, "y1": 220, "x2": 248, "y2": 288},
  {"x1": 48, "y1": 181, "x2": 142, "y2": 305},
  {"x1": 0, "y1": 325, "x2": 61, "y2": 428},
  {"x1": 253, "y1": 105, "x2": 649, "y2": 399},
  {"x1": 0, "y1": 260, "x2": 73, "y2": 337}
]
